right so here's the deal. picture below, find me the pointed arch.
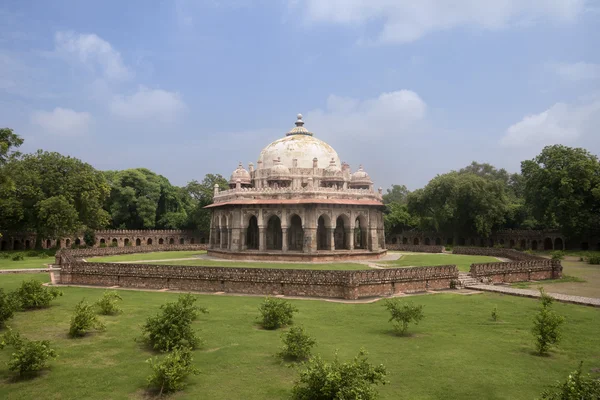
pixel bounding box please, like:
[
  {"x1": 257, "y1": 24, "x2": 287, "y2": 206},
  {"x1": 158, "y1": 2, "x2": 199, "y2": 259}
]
[
  {"x1": 266, "y1": 215, "x2": 282, "y2": 250},
  {"x1": 246, "y1": 215, "x2": 259, "y2": 250},
  {"x1": 288, "y1": 214, "x2": 304, "y2": 251}
]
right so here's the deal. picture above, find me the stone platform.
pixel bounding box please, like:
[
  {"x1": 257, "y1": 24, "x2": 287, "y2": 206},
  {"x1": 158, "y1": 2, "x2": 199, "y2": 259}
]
[{"x1": 207, "y1": 248, "x2": 388, "y2": 262}]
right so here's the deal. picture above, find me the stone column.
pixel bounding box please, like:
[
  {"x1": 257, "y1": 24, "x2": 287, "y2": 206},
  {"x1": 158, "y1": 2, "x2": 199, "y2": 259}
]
[
  {"x1": 259, "y1": 227, "x2": 266, "y2": 251},
  {"x1": 369, "y1": 227, "x2": 379, "y2": 251},
  {"x1": 329, "y1": 228, "x2": 335, "y2": 251},
  {"x1": 241, "y1": 228, "x2": 247, "y2": 250},
  {"x1": 282, "y1": 228, "x2": 288, "y2": 252},
  {"x1": 218, "y1": 227, "x2": 223, "y2": 249},
  {"x1": 228, "y1": 228, "x2": 232, "y2": 250},
  {"x1": 304, "y1": 228, "x2": 316, "y2": 253},
  {"x1": 347, "y1": 227, "x2": 354, "y2": 250}
]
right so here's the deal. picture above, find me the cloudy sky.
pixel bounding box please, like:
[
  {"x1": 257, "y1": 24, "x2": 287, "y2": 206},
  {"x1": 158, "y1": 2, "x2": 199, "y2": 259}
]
[{"x1": 1, "y1": 0, "x2": 598, "y2": 190}]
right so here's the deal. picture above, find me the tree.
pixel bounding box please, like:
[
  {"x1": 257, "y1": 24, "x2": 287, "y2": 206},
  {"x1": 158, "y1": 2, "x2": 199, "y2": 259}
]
[
  {"x1": 408, "y1": 171, "x2": 509, "y2": 237},
  {"x1": 383, "y1": 299, "x2": 424, "y2": 335},
  {"x1": 184, "y1": 174, "x2": 228, "y2": 233},
  {"x1": 521, "y1": 145, "x2": 600, "y2": 238},
  {"x1": 382, "y1": 184, "x2": 410, "y2": 205},
  {"x1": 140, "y1": 294, "x2": 208, "y2": 351},
  {"x1": 36, "y1": 196, "x2": 80, "y2": 240},
  {"x1": 0, "y1": 289, "x2": 17, "y2": 327},
  {"x1": 258, "y1": 297, "x2": 298, "y2": 330},
  {"x1": 12, "y1": 279, "x2": 62, "y2": 309},
  {"x1": 532, "y1": 288, "x2": 565, "y2": 355},
  {"x1": 277, "y1": 326, "x2": 316, "y2": 361},
  {"x1": 291, "y1": 349, "x2": 387, "y2": 400},
  {"x1": 384, "y1": 202, "x2": 418, "y2": 238},
  {"x1": 69, "y1": 300, "x2": 106, "y2": 338},
  {"x1": 0, "y1": 127, "x2": 23, "y2": 165},
  {"x1": 96, "y1": 290, "x2": 123, "y2": 315},
  {"x1": 540, "y1": 362, "x2": 600, "y2": 399},
  {"x1": 0, "y1": 329, "x2": 57, "y2": 377},
  {"x1": 146, "y1": 346, "x2": 200, "y2": 396}
]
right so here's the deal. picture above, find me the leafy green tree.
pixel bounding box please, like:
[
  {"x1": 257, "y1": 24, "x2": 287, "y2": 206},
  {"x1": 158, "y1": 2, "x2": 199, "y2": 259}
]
[
  {"x1": 291, "y1": 349, "x2": 387, "y2": 400},
  {"x1": 0, "y1": 329, "x2": 57, "y2": 377},
  {"x1": 521, "y1": 145, "x2": 600, "y2": 238},
  {"x1": 384, "y1": 202, "x2": 418, "y2": 238},
  {"x1": 0, "y1": 127, "x2": 23, "y2": 165},
  {"x1": 258, "y1": 297, "x2": 298, "y2": 330},
  {"x1": 12, "y1": 279, "x2": 62, "y2": 309},
  {"x1": 69, "y1": 300, "x2": 106, "y2": 338},
  {"x1": 383, "y1": 299, "x2": 424, "y2": 335},
  {"x1": 532, "y1": 288, "x2": 565, "y2": 355},
  {"x1": 540, "y1": 362, "x2": 600, "y2": 399},
  {"x1": 382, "y1": 184, "x2": 410, "y2": 205},
  {"x1": 96, "y1": 290, "x2": 123, "y2": 315},
  {"x1": 146, "y1": 346, "x2": 200, "y2": 396},
  {"x1": 277, "y1": 326, "x2": 316, "y2": 361},
  {"x1": 83, "y1": 228, "x2": 96, "y2": 247},
  {"x1": 184, "y1": 174, "x2": 228, "y2": 232},
  {"x1": 140, "y1": 294, "x2": 208, "y2": 351},
  {"x1": 36, "y1": 196, "x2": 80, "y2": 240}
]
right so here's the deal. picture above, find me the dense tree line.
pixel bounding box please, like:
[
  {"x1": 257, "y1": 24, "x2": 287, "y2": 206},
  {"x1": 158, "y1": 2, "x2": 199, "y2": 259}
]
[
  {"x1": 0, "y1": 128, "x2": 227, "y2": 244},
  {"x1": 384, "y1": 145, "x2": 600, "y2": 241},
  {"x1": 2, "y1": 128, "x2": 599, "y2": 244}
]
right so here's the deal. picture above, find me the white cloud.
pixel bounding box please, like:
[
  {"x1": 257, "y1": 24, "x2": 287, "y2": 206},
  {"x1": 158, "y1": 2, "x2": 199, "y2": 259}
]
[
  {"x1": 31, "y1": 107, "x2": 92, "y2": 136},
  {"x1": 55, "y1": 31, "x2": 132, "y2": 81},
  {"x1": 295, "y1": 0, "x2": 586, "y2": 43},
  {"x1": 110, "y1": 86, "x2": 186, "y2": 121},
  {"x1": 500, "y1": 100, "x2": 600, "y2": 147},
  {"x1": 306, "y1": 90, "x2": 426, "y2": 138},
  {"x1": 553, "y1": 62, "x2": 600, "y2": 81}
]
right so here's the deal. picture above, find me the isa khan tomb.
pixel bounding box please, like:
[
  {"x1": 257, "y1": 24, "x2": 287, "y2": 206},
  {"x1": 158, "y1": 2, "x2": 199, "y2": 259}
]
[{"x1": 205, "y1": 114, "x2": 387, "y2": 261}]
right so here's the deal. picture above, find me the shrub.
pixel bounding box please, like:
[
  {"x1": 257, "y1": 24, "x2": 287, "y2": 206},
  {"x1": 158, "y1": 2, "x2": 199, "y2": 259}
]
[
  {"x1": 524, "y1": 249, "x2": 534, "y2": 255},
  {"x1": 588, "y1": 255, "x2": 600, "y2": 265},
  {"x1": 540, "y1": 362, "x2": 600, "y2": 399},
  {"x1": 383, "y1": 299, "x2": 424, "y2": 335},
  {"x1": 291, "y1": 349, "x2": 387, "y2": 400},
  {"x1": 99, "y1": 242, "x2": 107, "y2": 248},
  {"x1": 532, "y1": 288, "x2": 564, "y2": 356},
  {"x1": 146, "y1": 346, "x2": 200, "y2": 396},
  {"x1": 96, "y1": 290, "x2": 123, "y2": 315},
  {"x1": 0, "y1": 329, "x2": 57, "y2": 377},
  {"x1": 109, "y1": 241, "x2": 118, "y2": 247},
  {"x1": 0, "y1": 289, "x2": 17, "y2": 327},
  {"x1": 69, "y1": 300, "x2": 106, "y2": 337},
  {"x1": 550, "y1": 250, "x2": 565, "y2": 260},
  {"x1": 12, "y1": 279, "x2": 62, "y2": 310},
  {"x1": 277, "y1": 326, "x2": 316, "y2": 361},
  {"x1": 491, "y1": 306, "x2": 499, "y2": 322},
  {"x1": 258, "y1": 297, "x2": 298, "y2": 330},
  {"x1": 83, "y1": 228, "x2": 96, "y2": 247},
  {"x1": 140, "y1": 294, "x2": 208, "y2": 351},
  {"x1": 25, "y1": 250, "x2": 40, "y2": 257},
  {"x1": 11, "y1": 253, "x2": 24, "y2": 261}
]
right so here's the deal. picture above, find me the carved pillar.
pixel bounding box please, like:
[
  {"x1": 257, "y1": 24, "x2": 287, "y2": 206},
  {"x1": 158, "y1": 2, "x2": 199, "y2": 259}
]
[
  {"x1": 241, "y1": 228, "x2": 247, "y2": 250},
  {"x1": 228, "y1": 228, "x2": 232, "y2": 250},
  {"x1": 218, "y1": 227, "x2": 223, "y2": 249},
  {"x1": 282, "y1": 228, "x2": 288, "y2": 252},
  {"x1": 347, "y1": 226, "x2": 354, "y2": 250},
  {"x1": 259, "y1": 227, "x2": 266, "y2": 251},
  {"x1": 329, "y1": 228, "x2": 335, "y2": 251}
]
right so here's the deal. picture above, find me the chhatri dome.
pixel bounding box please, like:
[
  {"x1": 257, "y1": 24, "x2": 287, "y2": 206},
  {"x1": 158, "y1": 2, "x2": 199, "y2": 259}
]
[
  {"x1": 206, "y1": 114, "x2": 386, "y2": 261},
  {"x1": 258, "y1": 114, "x2": 341, "y2": 170}
]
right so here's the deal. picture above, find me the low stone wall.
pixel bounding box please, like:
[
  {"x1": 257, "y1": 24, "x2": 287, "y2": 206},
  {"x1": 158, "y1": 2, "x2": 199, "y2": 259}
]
[
  {"x1": 386, "y1": 244, "x2": 444, "y2": 253},
  {"x1": 452, "y1": 247, "x2": 545, "y2": 261},
  {"x1": 55, "y1": 248, "x2": 458, "y2": 300},
  {"x1": 55, "y1": 244, "x2": 208, "y2": 264},
  {"x1": 469, "y1": 260, "x2": 562, "y2": 283}
]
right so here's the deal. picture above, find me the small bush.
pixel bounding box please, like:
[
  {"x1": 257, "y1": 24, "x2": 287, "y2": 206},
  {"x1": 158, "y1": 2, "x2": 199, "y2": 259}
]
[
  {"x1": 491, "y1": 306, "x2": 499, "y2": 322},
  {"x1": 69, "y1": 300, "x2": 106, "y2": 338},
  {"x1": 0, "y1": 289, "x2": 17, "y2": 327},
  {"x1": 146, "y1": 346, "x2": 200, "y2": 396},
  {"x1": 258, "y1": 297, "x2": 298, "y2": 330},
  {"x1": 588, "y1": 255, "x2": 600, "y2": 265},
  {"x1": 550, "y1": 250, "x2": 565, "y2": 260},
  {"x1": 25, "y1": 250, "x2": 40, "y2": 257},
  {"x1": 532, "y1": 288, "x2": 564, "y2": 356},
  {"x1": 291, "y1": 349, "x2": 387, "y2": 400},
  {"x1": 0, "y1": 329, "x2": 57, "y2": 377},
  {"x1": 13, "y1": 279, "x2": 62, "y2": 310},
  {"x1": 140, "y1": 294, "x2": 208, "y2": 351},
  {"x1": 540, "y1": 361, "x2": 600, "y2": 399},
  {"x1": 383, "y1": 299, "x2": 424, "y2": 335},
  {"x1": 96, "y1": 290, "x2": 123, "y2": 315},
  {"x1": 524, "y1": 249, "x2": 533, "y2": 255},
  {"x1": 277, "y1": 326, "x2": 316, "y2": 361},
  {"x1": 109, "y1": 241, "x2": 118, "y2": 247},
  {"x1": 11, "y1": 253, "x2": 24, "y2": 261},
  {"x1": 99, "y1": 242, "x2": 107, "y2": 248}
]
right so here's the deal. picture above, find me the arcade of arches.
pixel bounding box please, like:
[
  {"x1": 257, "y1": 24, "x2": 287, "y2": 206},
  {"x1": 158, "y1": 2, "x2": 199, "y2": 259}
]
[{"x1": 208, "y1": 206, "x2": 385, "y2": 260}]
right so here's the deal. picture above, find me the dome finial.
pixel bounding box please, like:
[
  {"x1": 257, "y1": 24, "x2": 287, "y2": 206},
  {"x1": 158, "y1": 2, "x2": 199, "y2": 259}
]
[
  {"x1": 286, "y1": 113, "x2": 313, "y2": 136},
  {"x1": 295, "y1": 113, "x2": 304, "y2": 127}
]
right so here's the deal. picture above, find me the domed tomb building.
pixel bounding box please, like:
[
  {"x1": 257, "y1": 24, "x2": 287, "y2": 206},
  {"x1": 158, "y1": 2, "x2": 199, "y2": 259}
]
[{"x1": 206, "y1": 115, "x2": 386, "y2": 261}]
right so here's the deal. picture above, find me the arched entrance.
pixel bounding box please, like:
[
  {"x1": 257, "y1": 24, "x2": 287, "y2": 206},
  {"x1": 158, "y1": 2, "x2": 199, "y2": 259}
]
[
  {"x1": 266, "y1": 215, "x2": 282, "y2": 250},
  {"x1": 509, "y1": 239, "x2": 515, "y2": 248},
  {"x1": 317, "y1": 215, "x2": 330, "y2": 250},
  {"x1": 147, "y1": 238, "x2": 153, "y2": 245},
  {"x1": 75, "y1": 238, "x2": 81, "y2": 246},
  {"x1": 288, "y1": 214, "x2": 303, "y2": 251},
  {"x1": 169, "y1": 238, "x2": 174, "y2": 245},
  {"x1": 520, "y1": 239, "x2": 526, "y2": 249},
  {"x1": 46, "y1": 239, "x2": 51, "y2": 249},
  {"x1": 179, "y1": 238, "x2": 184, "y2": 244},
  {"x1": 334, "y1": 215, "x2": 349, "y2": 250},
  {"x1": 424, "y1": 237, "x2": 431, "y2": 245},
  {"x1": 531, "y1": 240, "x2": 538, "y2": 250},
  {"x1": 413, "y1": 238, "x2": 419, "y2": 245},
  {"x1": 435, "y1": 238, "x2": 442, "y2": 246},
  {"x1": 159, "y1": 238, "x2": 164, "y2": 245},
  {"x1": 65, "y1": 239, "x2": 71, "y2": 248},
  {"x1": 136, "y1": 238, "x2": 141, "y2": 246},
  {"x1": 354, "y1": 216, "x2": 367, "y2": 249},
  {"x1": 402, "y1": 237, "x2": 408, "y2": 244},
  {"x1": 100, "y1": 238, "x2": 106, "y2": 245},
  {"x1": 124, "y1": 238, "x2": 130, "y2": 246},
  {"x1": 112, "y1": 238, "x2": 118, "y2": 246},
  {"x1": 554, "y1": 238, "x2": 563, "y2": 250},
  {"x1": 544, "y1": 238, "x2": 553, "y2": 250},
  {"x1": 246, "y1": 215, "x2": 259, "y2": 250}
]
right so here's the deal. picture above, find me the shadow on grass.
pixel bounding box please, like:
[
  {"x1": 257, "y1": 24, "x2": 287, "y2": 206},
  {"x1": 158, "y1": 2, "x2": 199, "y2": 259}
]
[{"x1": 4, "y1": 369, "x2": 50, "y2": 383}]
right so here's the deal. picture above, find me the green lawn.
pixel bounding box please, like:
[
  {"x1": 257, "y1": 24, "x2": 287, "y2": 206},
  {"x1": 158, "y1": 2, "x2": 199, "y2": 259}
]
[
  {"x1": 384, "y1": 253, "x2": 500, "y2": 272},
  {"x1": 0, "y1": 255, "x2": 54, "y2": 270},
  {"x1": 148, "y1": 259, "x2": 370, "y2": 270},
  {"x1": 1, "y1": 273, "x2": 599, "y2": 399},
  {"x1": 89, "y1": 250, "x2": 207, "y2": 263}
]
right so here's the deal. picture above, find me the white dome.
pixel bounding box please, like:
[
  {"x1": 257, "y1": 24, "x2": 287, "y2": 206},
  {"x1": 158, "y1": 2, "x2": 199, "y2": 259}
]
[
  {"x1": 351, "y1": 165, "x2": 372, "y2": 185},
  {"x1": 258, "y1": 115, "x2": 340, "y2": 169},
  {"x1": 229, "y1": 162, "x2": 251, "y2": 185}
]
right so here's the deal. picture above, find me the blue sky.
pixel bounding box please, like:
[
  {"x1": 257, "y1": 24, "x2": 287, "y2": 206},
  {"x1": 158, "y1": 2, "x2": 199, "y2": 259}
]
[{"x1": 1, "y1": 0, "x2": 599, "y2": 190}]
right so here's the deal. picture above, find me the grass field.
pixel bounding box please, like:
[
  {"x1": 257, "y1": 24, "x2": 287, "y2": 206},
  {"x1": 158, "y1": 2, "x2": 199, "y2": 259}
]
[
  {"x1": 384, "y1": 253, "x2": 500, "y2": 272},
  {"x1": 89, "y1": 251, "x2": 207, "y2": 263},
  {"x1": 0, "y1": 255, "x2": 54, "y2": 270},
  {"x1": 1, "y1": 273, "x2": 599, "y2": 399}
]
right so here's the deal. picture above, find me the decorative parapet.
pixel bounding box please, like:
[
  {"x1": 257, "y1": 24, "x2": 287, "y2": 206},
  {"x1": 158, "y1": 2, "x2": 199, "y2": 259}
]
[
  {"x1": 386, "y1": 244, "x2": 444, "y2": 253},
  {"x1": 452, "y1": 247, "x2": 546, "y2": 261},
  {"x1": 213, "y1": 186, "x2": 383, "y2": 203}
]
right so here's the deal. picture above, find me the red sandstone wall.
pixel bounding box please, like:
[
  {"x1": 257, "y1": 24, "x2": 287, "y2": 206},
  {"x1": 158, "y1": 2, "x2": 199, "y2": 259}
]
[{"x1": 469, "y1": 260, "x2": 562, "y2": 283}]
